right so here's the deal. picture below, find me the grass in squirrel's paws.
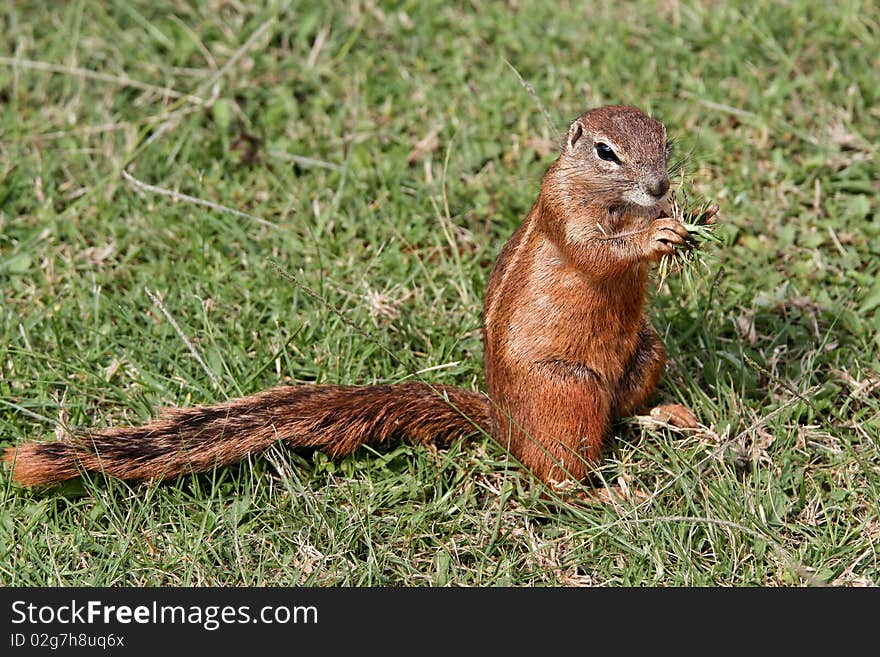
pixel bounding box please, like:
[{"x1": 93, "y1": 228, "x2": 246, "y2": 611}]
[{"x1": 658, "y1": 191, "x2": 721, "y2": 290}]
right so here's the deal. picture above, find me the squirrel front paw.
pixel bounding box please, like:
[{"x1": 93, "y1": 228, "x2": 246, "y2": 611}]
[{"x1": 644, "y1": 217, "x2": 690, "y2": 260}]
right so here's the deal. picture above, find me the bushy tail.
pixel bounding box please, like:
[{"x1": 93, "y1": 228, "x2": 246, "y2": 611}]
[{"x1": 4, "y1": 383, "x2": 490, "y2": 487}]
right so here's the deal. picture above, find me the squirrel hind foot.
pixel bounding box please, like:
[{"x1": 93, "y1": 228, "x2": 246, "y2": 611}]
[{"x1": 648, "y1": 403, "x2": 699, "y2": 429}]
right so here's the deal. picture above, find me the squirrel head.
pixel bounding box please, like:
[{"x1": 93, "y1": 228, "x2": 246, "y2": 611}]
[{"x1": 543, "y1": 105, "x2": 671, "y2": 233}]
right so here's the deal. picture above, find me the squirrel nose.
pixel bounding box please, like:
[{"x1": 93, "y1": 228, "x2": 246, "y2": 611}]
[{"x1": 647, "y1": 175, "x2": 670, "y2": 198}]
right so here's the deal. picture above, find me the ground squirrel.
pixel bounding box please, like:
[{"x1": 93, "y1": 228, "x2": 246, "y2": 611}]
[{"x1": 5, "y1": 105, "x2": 710, "y2": 490}]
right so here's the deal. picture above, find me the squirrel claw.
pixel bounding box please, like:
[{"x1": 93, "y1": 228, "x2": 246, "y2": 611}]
[{"x1": 700, "y1": 203, "x2": 720, "y2": 225}]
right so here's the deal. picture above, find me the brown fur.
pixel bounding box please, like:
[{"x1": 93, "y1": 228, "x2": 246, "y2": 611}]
[
  {"x1": 483, "y1": 105, "x2": 689, "y2": 485},
  {"x1": 5, "y1": 384, "x2": 489, "y2": 486},
  {"x1": 4, "y1": 105, "x2": 695, "y2": 488}
]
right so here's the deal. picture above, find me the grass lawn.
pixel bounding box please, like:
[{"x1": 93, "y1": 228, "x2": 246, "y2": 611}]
[{"x1": 1, "y1": 0, "x2": 878, "y2": 586}]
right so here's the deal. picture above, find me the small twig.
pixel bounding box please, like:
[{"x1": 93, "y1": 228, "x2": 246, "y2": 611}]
[
  {"x1": 122, "y1": 169, "x2": 279, "y2": 229},
  {"x1": 696, "y1": 99, "x2": 759, "y2": 120},
  {"x1": 270, "y1": 262, "x2": 396, "y2": 356},
  {"x1": 503, "y1": 58, "x2": 558, "y2": 135},
  {"x1": 411, "y1": 361, "x2": 461, "y2": 377},
  {"x1": 144, "y1": 288, "x2": 222, "y2": 391},
  {"x1": 0, "y1": 121, "x2": 132, "y2": 145},
  {"x1": 306, "y1": 25, "x2": 330, "y2": 68},
  {"x1": 0, "y1": 399, "x2": 58, "y2": 427},
  {"x1": 0, "y1": 55, "x2": 206, "y2": 104},
  {"x1": 197, "y1": 17, "x2": 275, "y2": 96},
  {"x1": 266, "y1": 150, "x2": 343, "y2": 172},
  {"x1": 742, "y1": 355, "x2": 823, "y2": 417}
]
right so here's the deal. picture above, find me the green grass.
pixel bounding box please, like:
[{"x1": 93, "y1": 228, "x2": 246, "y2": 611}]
[{"x1": 1, "y1": 0, "x2": 878, "y2": 586}]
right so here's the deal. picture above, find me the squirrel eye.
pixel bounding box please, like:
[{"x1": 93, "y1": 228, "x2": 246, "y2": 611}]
[{"x1": 595, "y1": 142, "x2": 620, "y2": 163}]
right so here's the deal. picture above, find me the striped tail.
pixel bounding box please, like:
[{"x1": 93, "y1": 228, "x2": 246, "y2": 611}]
[{"x1": 4, "y1": 383, "x2": 490, "y2": 486}]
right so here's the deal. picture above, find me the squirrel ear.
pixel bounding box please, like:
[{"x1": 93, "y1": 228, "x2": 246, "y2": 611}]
[{"x1": 567, "y1": 120, "x2": 585, "y2": 150}]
